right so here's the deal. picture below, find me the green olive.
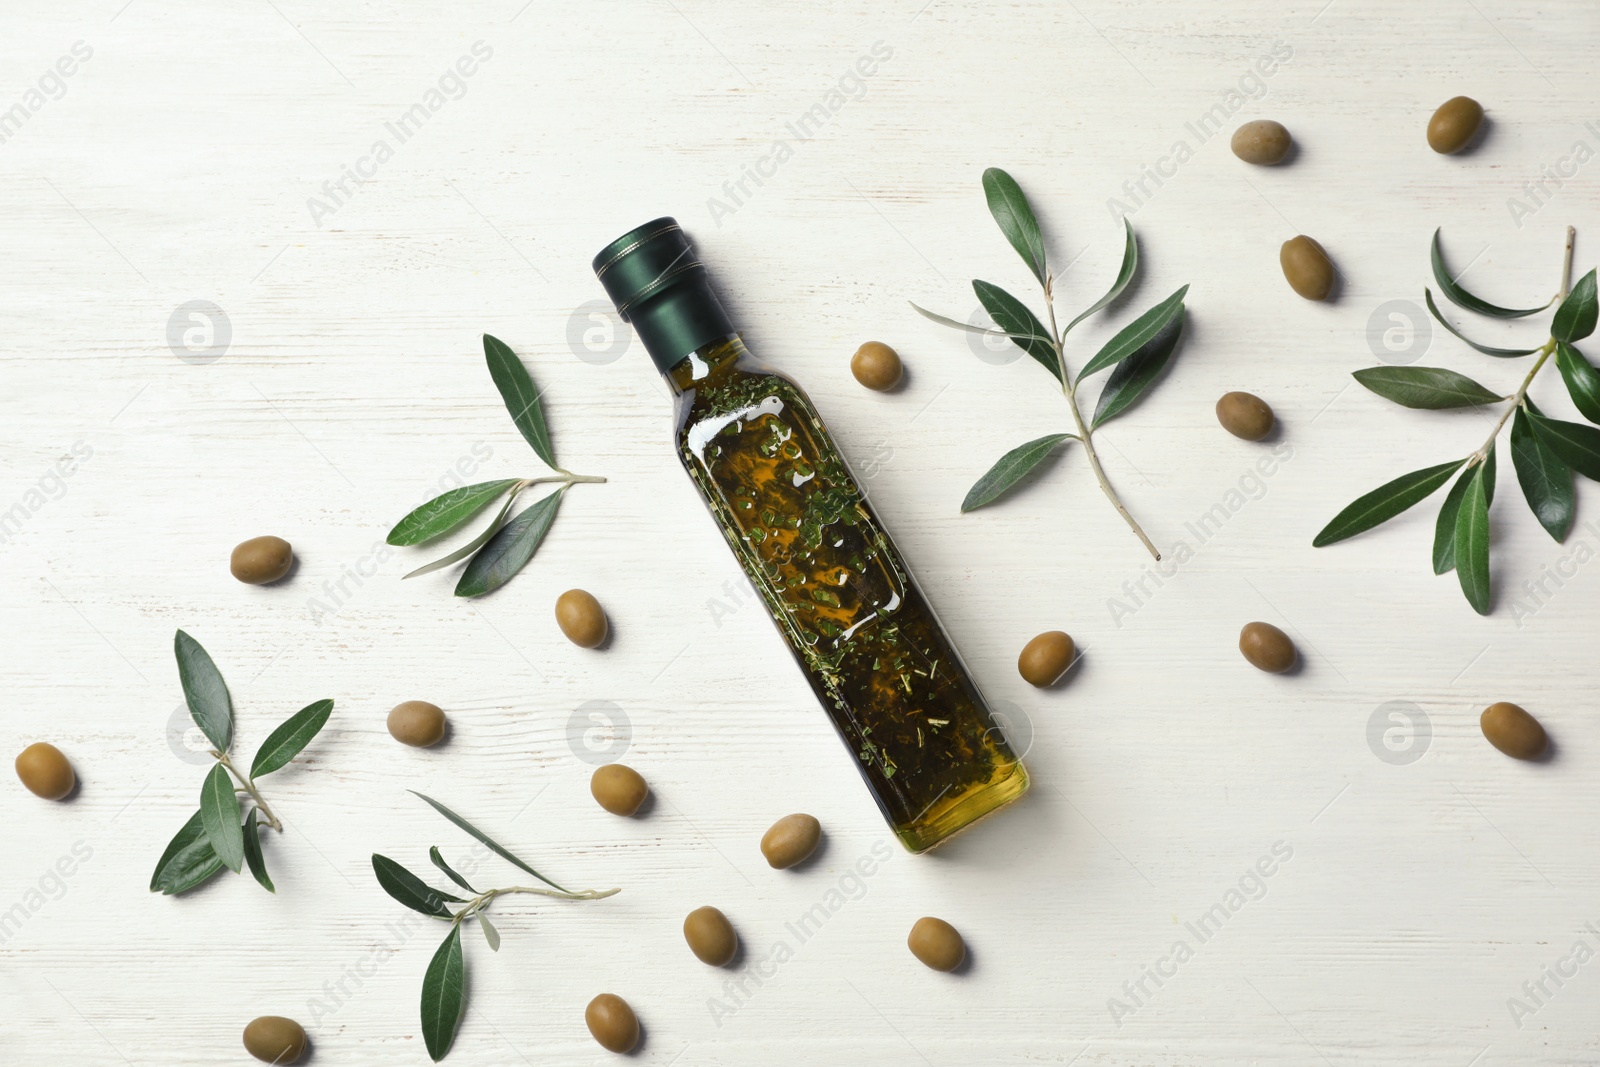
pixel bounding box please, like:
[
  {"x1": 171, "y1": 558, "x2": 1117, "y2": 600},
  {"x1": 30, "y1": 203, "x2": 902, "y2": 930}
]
[
  {"x1": 851, "y1": 342, "x2": 904, "y2": 391},
  {"x1": 1280, "y1": 236, "x2": 1335, "y2": 301},
  {"x1": 1480, "y1": 701, "x2": 1547, "y2": 760},
  {"x1": 590, "y1": 763, "x2": 648, "y2": 816},
  {"x1": 760, "y1": 813, "x2": 822, "y2": 869},
  {"x1": 1017, "y1": 631, "x2": 1075, "y2": 688},
  {"x1": 584, "y1": 993, "x2": 639, "y2": 1054},
  {"x1": 1428, "y1": 96, "x2": 1484, "y2": 155},
  {"x1": 387, "y1": 700, "x2": 446, "y2": 748},
  {"x1": 1239, "y1": 622, "x2": 1295, "y2": 673},
  {"x1": 555, "y1": 589, "x2": 608, "y2": 648},
  {"x1": 1215, "y1": 391, "x2": 1275, "y2": 441},
  {"x1": 242, "y1": 1016, "x2": 307, "y2": 1064},
  {"x1": 1230, "y1": 120, "x2": 1292, "y2": 165},
  {"x1": 683, "y1": 905, "x2": 739, "y2": 966},
  {"x1": 907, "y1": 916, "x2": 966, "y2": 972},
  {"x1": 230, "y1": 536, "x2": 293, "y2": 585},
  {"x1": 15, "y1": 742, "x2": 74, "y2": 800}
]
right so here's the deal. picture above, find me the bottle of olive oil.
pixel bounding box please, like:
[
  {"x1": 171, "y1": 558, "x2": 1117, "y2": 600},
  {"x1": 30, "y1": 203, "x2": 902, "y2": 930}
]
[{"x1": 594, "y1": 218, "x2": 1028, "y2": 852}]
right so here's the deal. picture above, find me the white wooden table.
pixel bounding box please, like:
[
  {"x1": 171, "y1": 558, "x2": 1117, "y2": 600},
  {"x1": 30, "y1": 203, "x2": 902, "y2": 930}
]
[{"x1": 4, "y1": 2, "x2": 1599, "y2": 1063}]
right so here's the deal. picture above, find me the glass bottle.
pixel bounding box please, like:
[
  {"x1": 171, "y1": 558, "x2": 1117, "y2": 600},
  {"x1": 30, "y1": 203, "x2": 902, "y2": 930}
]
[{"x1": 594, "y1": 218, "x2": 1028, "y2": 852}]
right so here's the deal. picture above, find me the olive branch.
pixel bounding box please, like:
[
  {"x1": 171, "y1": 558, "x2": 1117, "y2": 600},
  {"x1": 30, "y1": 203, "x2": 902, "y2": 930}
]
[
  {"x1": 387, "y1": 335, "x2": 606, "y2": 597},
  {"x1": 913, "y1": 168, "x2": 1190, "y2": 560},
  {"x1": 150, "y1": 631, "x2": 334, "y2": 895},
  {"x1": 1314, "y1": 226, "x2": 1600, "y2": 614},
  {"x1": 372, "y1": 792, "x2": 618, "y2": 1061}
]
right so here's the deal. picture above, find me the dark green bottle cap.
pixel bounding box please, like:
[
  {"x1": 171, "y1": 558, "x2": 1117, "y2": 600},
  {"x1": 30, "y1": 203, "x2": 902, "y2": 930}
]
[{"x1": 593, "y1": 217, "x2": 734, "y2": 373}]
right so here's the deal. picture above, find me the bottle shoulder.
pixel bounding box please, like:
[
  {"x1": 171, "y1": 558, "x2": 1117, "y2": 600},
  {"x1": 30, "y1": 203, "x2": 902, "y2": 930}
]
[{"x1": 673, "y1": 358, "x2": 819, "y2": 439}]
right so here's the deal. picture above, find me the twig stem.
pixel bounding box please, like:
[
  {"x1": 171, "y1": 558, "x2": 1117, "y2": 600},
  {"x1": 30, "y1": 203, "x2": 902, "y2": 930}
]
[
  {"x1": 1043, "y1": 273, "x2": 1162, "y2": 560},
  {"x1": 527, "y1": 471, "x2": 607, "y2": 488},
  {"x1": 213, "y1": 752, "x2": 281, "y2": 832},
  {"x1": 449, "y1": 884, "x2": 620, "y2": 926}
]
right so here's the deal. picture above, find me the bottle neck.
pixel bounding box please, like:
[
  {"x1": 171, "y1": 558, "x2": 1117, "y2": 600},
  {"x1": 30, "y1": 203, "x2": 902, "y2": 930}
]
[
  {"x1": 665, "y1": 334, "x2": 745, "y2": 395},
  {"x1": 627, "y1": 272, "x2": 735, "y2": 376}
]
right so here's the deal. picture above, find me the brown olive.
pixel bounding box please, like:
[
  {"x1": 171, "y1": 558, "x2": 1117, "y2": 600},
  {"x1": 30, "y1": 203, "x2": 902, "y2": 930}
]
[
  {"x1": 907, "y1": 916, "x2": 966, "y2": 972},
  {"x1": 1239, "y1": 622, "x2": 1295, "y2": 673},
  {"x1": 15, "y1": 742, "x2": 74, "y2": 800},
  {"x1": 242, "y1": 1015, "x2": 307, "y2": 1064},
  {"x1": 760, "y1": 813, "x2": 822, "y2": 869},
  {"x1": 1215, "y1": 391, "x2": 1275, "y2": 441},
  {"x1": 1428, "y1": 96, "x2": 1484, "y2": 155},
  {"x1": 1280, "y1": 236, "x2": 1335, "y2": 301},
  {"x1": 1017, "y1": 631, "x2": 1075, "y2": 688},
  {"x1": 851, "y1": 341, "x2": 904, "y2": 391},
  {"x1": 1230, "y1": 119, "x2": 1292, "y2": 165},
  {"x1": 230, "y1": 536, "x2": 293, "y2": 585},
  {"x1": 683, "y1": 905, "x2": 739, "y2": 966},
  {"x1": 555, "y1": 589, "x2": 608, "y2": 648},
  {"x1": 584, "y1": 993, "x2": 639, "y2": 1054},
  {"x1": 1480, "y1": 701, "x2": 1547, "y2": 760},
  {"x1": 591, "y1": 763, "x2": 648, "y2": 816},
  {"x1": 387, "y1": 700, "x2": 446, "y2": 748}
]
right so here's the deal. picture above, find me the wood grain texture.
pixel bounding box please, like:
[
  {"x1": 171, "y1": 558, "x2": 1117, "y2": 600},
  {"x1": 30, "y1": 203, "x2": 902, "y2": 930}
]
[{"x1": 3, "y1": 1, "x2": 1599, "y2": 1063}]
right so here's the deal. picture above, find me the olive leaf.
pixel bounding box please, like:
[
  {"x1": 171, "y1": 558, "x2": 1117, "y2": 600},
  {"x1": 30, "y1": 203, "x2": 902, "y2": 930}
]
[
  {"x1": 1433, "y1": 445, "x2": 1493, "y2": 574},
  {"x1": 981, "y1": 167, "x2": 1047, "y2": 285},
  {"x1": 1551, "y1": 269, "x2": 1599, "y2": 343},
  {"x1": 478, "y1": 912, "x2": 501, "y2": 952},
  {"x1": 972, "y1": 280, "x2": 1059, "y2": 380},
  {"x1": 484, "y1": 333, "x2": 556, "y2": 468},
  {"x1": 421, "y1": 925, "x2": 466, "y2": 1062},
  {"x1": 1312, "y1": 459, "x2": 1464, "y2": 548},
  {"x1": 454, "y1": 487, "x2": 565, "y2": 598},
  {"x1": 430, "y1": 846, "x2": 478, "y2": 894},
  {"x1": 250, "y1": 699, "x2": 333, "y2": 779},
  {"x1": 909, "y1": 302, "x2": 1047, "y2": 346},
  {"x1": 1076, "y1": 285, "x2": 1189, "y2": 382},
  {"x1": 1454, "y1": 462, "x2": 1493, "y2": 615},
  {"x1": 1510, "y1": 407, "x2": 1575, "y2": 541},
  {"x1": 1425, "y1": 289, "x2": 1540, "y2": 357},
  {"x1": 410, "y1": 791, "x2": 569, "y2": 892},
  {"x1": 1555, "y1": 342, "x2": 1600, "y2": 424},
  {"x1": 1527, "y1": 409, "x2": 1600, "y2": 480},
  {"x1": 1430, "y1": 229, "x2": 1552, "y2": 318},
  {"x1": 1063, "y1": 218, "x2": 1137, "y2": 336},
  {"x1": 371, "y1": 853, "x2": 461, "y2": 918},
  {"x1": 962, "y1": 434, "x2": 1075, "y2": 513},
  {"x1": 1432, "y1": 465, "x2": 1475, "y2": 575},
  {"x1": 175, "y1": 630, "x2": 231, "y2": 753},
  {"x1": 1351, "y1": 366, "x2": 1502, "y2": 409},
  {"x1": 1092, "y1": 309, "x2": 1185, "y2": 428},
  {"x1": 150, "y1": 810, "x2": 225, "y2": 895},
  {"x1": 388, "y1": 479, "x2": 522, "y2": 547},
  {"x1": 242, "y1": 809, "x2": 273, "y2": 893},
  {"x1": 199, "y1": 763, "x2": 245, "y2": 874}
]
